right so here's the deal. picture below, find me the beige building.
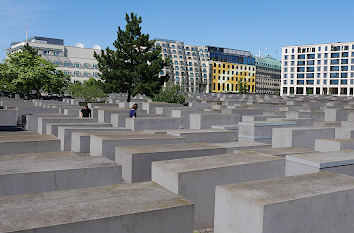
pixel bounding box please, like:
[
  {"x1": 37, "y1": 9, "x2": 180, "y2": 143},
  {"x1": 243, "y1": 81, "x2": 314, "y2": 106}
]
[{"x1": 7, "y1": 36, "x2": 101, "y2": 83}]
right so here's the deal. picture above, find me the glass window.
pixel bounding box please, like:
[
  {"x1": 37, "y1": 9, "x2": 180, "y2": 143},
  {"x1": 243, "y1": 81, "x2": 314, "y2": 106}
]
[
  {"x1": 74, "y1": 63, "x2": 80, "y2": 68},
  {"x1": 341, "y1": 80, "x2": 348, "y2": 85},
  {"x1": 341, "y1": 73, "x2": 348, "y2": 78},
  {"x1": 306, "y1": 73, "x2": 314, "y2": 78},
  {"x1": 298, "y1": 54, "x2": 305, "y2": 59},
  {"x1": 330, "y1": 73, "x2": 339, "y2": 78},
  {"x1": 54, "y1": 50, "x2": 60, "y2": 56},
  {"x1": 331, "y1": 53, "x2": 340, "y2": 58},
  {"x1": 307, "y1": 54, "x2": 315, "y2": 59},
  {"x1": 330, "y1": 80, "x2": 339, "y2": 85},
  {"x1": 307, "y1": 60, "x2": 314, "y2": 65},
  {"x1": 324, "y1": 79, "x2": 327, "y2": 84},
  {"x1": 175, "y1": 66, "x2": 179, "y2": 70},
  {"x1": 307, "y1": 67, "x2": 315, "y2": 72},
  {"x1": 342, "y1": 59, "x2": 348, "y2": 64}
]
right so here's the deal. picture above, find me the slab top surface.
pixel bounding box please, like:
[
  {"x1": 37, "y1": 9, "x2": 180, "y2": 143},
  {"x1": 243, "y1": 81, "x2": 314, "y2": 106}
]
[
  {"x1": 286, "y1": 150, "x2": 354, "y2": 168},
  {"x1": 218, "y1": 172, "x2": 354, "y2": 205},
  {"x1": 0, "y1": 152, "x2": 119, "y2": 175},
  {"x1": 210, "y1": 141, "x2": 269, "y2": 148},
  {"x1": 153, "y1": 151, "x2": 282, "y2": 173},
  {"x1": 167, "y1": 129, "x2": 233, "y2": 134},
  {"x1": 0, "y1": 134, "x2": 59, "y2": 142},
  {"x1": 246, "y1": 147, "x2": 314, "y2": 156},
  {"x1": 117, "y1": 142, "x2": 222, "y2": 154},
  {"x1": 0, "y1": 181, "x2": 192, "y2": 232}
]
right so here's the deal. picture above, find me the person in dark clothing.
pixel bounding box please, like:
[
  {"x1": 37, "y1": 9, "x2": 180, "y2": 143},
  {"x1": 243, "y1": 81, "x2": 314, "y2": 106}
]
[
  {"x1": 129, "y1": 104, "x2": 138, "y2": 118},
  {"x1": 80, "y1": 105, "x2": 92, "y2": 118}
]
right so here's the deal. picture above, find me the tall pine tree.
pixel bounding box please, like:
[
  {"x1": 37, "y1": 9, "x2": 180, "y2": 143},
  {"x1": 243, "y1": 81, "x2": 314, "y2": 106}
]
[{"x1": 94, "y1": 13, "x2": 169, "y2": 102}]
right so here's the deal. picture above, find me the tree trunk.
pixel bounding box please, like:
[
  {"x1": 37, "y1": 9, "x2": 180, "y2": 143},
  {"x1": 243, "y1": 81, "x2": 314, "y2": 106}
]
[{"x1": 127, "y1": 91, "x2": 131, "y2": 102}]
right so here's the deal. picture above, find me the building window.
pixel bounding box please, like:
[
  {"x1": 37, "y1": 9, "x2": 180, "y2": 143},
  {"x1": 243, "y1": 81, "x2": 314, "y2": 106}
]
[
  {"x1": 93, "y1": 72, "x2": 99, "y2": 78},
  {"x1": 74, "y1": 63, "x2": 80, "y2": 68}
]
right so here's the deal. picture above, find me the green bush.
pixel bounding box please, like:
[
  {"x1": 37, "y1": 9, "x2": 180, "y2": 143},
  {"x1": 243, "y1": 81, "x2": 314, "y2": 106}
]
[
  {"x1": 152, "y1": 83, "x2": 185, "y2": 104},
  {"x1": 67, "y1": 78, "x2": 107, "y2": 104}
]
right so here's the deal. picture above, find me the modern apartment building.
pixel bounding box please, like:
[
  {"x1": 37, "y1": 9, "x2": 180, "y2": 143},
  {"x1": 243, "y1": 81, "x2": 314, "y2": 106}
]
[
  {"x1": 254, "y1": 56, "x2": 281, "y2": 95},
  {"x1": 155, "y1": 39, "x2": 211, "y2": 93},
  {"x1": 281, "y1": 42, "x2": 354, "y2": 96},
  {"x1": 7, "y1": 36, "x2": 101, "y2": 82},
  {"x1": 155, "y1": 39, "x2": 256, "y2": 93}
]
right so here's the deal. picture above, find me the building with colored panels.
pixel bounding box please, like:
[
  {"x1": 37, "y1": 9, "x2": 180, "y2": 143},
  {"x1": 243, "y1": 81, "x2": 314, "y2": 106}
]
[{"x1": 211, "y1": 61, "x2": 256, "y2": 93}]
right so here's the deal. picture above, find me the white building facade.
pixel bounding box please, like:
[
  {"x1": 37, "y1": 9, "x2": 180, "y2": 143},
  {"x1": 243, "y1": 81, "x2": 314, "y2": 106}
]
[
  {"x1": 7, "y1": 36, "x2": 101, "y2": 83},
  {"x1": 281, "y1": 42, "x2": 354, "y2": 96},
  {"x1": 155, "y1": 39, "x2": 211, "y2": 93}
]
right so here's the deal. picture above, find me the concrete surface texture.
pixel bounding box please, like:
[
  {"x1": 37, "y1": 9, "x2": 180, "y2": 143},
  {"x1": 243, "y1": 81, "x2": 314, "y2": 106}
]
[
  {"x1": 214, "y1": 172, "x2": 354, "y2": 233},
  {"x1": 152, "y1": 151, "x2": 285, "y2": 229},
  {"x1": 0, "y1": 181, "x2": 194, "y2": 233},
  {"x1": 0, "y1": 151, "x2": 122, "y2": 195},
  {"x1": 3, "y1": 94, "x2": 354, "y2": 232}
]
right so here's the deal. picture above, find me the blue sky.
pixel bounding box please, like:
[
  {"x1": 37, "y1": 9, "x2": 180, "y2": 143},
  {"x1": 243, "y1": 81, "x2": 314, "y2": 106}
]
[{"x1": 1, "y1": 0, "x2": 354, "y2": 61}]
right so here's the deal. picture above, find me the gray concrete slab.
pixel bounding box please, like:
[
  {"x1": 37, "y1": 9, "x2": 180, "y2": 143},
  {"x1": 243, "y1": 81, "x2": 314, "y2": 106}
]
[
  {"x1": 90, "y1": 133, "x2": 186, "y2": 160},
  {"x1": 214, "y1": 172, "x2": 354, "y2": 233},
  {"x1": 58, "y1": 125, "x2": 127, "y2": 151},
  {"x1": 0, "y1": 151, "x2": 122, "y2": 196},
  {"x1": 272, "y1": 127, "x2": 336, "y2": 149},
  {"x1": 286, "y1": 150, "x2": 354, "y2": 176},
  {"x1": 0, "y1": 182, "x2": 194, "y2": 233},
  {"x1": 47, "y1": 122, "x2": 112, "y2": 137},
  {"x1": 116, "y1": 143, "x2": 228, "y2": 183},
  {"x1": 152, "y1": 151, "x2": 284, "y2": 229},
  {"x1": 166, "y1": 129, "x2": 237, "y2": 143},
  {"x1": 0, "y1": 134, "x2": 60, "y2": 155}
]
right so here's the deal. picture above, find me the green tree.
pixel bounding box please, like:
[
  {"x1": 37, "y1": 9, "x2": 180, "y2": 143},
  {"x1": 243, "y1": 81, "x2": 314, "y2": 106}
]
[
  {"x1": 94, "y1": 12, "x2": 169, "y2": 102},
  {"x1": 0, "y1": 43, "x2": 70, "y2": 97},
  {"x1": 153, "y1": 82, "x2": 185, "y2": 104},
  {"x1": 237, "y1": 79, "x2": 248, "y2": 94},
  {"x1": 67, "y1": 78, "x2": 107, "y2": 104}
]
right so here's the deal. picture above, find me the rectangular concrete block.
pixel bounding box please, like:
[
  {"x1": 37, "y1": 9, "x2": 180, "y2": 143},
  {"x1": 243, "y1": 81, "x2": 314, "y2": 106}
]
[
  {"x1": 238, "y1": 121, "x2": 296, "y2": 140},
  {"x1": 116, "y1": 143, "x2": 228, "y2": 183},
  {"x1": 38, "y1": 117, "x2": 97, "y2": 134},
  {"x1": 315, "y1": 138, "x2": 354, "y2": 152},
  {"x1": 0, "y1": 151, "x2": 122, "y2": 196},
  {"x1": 90, "y1": 133, "x2": 186, "y2": 160},
  {"x1": 167, "y1": 129, "x2": 237, "y2": 143},
  {"x1": 190, "y1": 112, "x2": 241, "y2": 129},
  {"x1": 0, "y1": 182, "x2": 194, "y2": 233},
  {"x1": 0, "y1": 109, "x2": 18, "y2": 126},
  {"x1": 286, "y1": 150, "x2": 354, "y2": 176},
  {"x1": 214, "y1": 172, "x2": 354, "y2": 233},
  {"x1": 152, "y1": 151, "x2": 285, "y2": 229},
  {"x1": 0, "y1": 134, "x2": 60, "y2": 155},
  {"x1": 125, "y1": 117, "x2": 181, "y2": 131},
  {"x1": 272, "y1": 127, "x2": 335, "y2": 149}
]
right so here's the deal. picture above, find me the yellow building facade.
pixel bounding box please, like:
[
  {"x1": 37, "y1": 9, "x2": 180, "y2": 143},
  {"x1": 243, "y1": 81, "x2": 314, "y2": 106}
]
[{"x1": 211, "y1": 61, "x2": 256, "y2": 93}]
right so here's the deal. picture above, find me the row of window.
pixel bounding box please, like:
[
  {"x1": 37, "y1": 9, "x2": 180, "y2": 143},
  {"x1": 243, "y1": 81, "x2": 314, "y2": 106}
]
[
  {"x1": 213, "y1": 69, "x2": 255, "y2": 76},
  {"x1": 213, "y1": 76, "x2": 255, "y2": 82},
  {"x1": 285, "y1": 59, "x2": 354, "y2": 66},
  {"x1": 284, "y1": 45, "x2": 354, "y2": 54},
  {"x1": 62, "y1": 70, "x2": 99, "y2": 78},
  {"x1": 156, "y1": 43, "x2": 208, "y2": 53},
  {"x1": 212, "y1": 83, "x2": 255, "y2": 93},
  {"x1": 284, "y1": 72, "x2": 354, "y2": 79},
  {"x1": 173, "y1": 61, "x2": 208, "y2": 67},
  {"x1": 53, "y1": 61, "x2": 99, "y2": 69},
  {"x1": 213, "y1": 63, "x2": 255, "y2": 71},
  {"x1": 284, "y1": 65, "x2": 354, "y2": 72},
  {"x1": 163, "y1": 54, "x2": 209, "y2": 61},
  {"x1": 284, "y1": 52, "x2": 354, "y2": 60},
  {"x1": 284, "y1": 79, "x2": 354, "y2": 85}
]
